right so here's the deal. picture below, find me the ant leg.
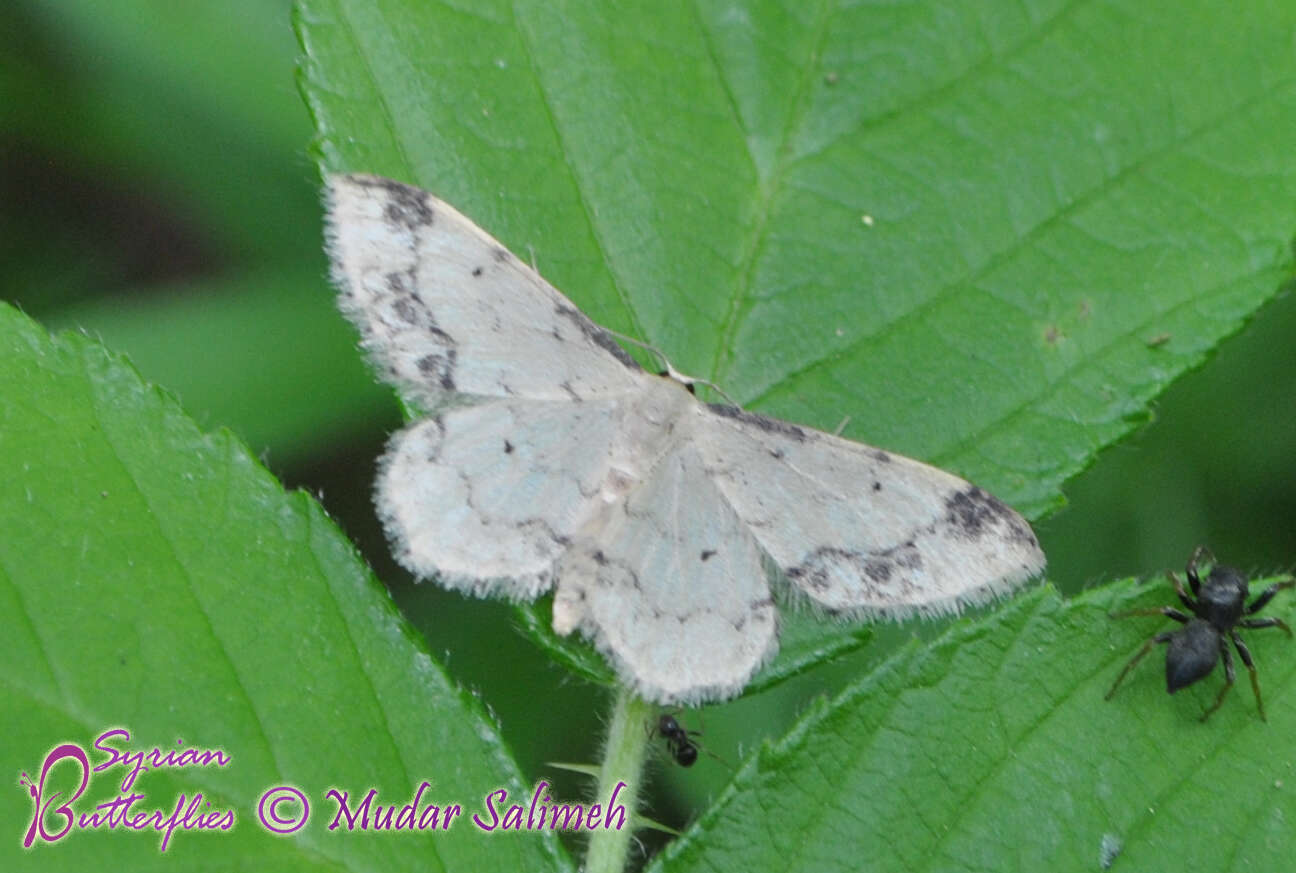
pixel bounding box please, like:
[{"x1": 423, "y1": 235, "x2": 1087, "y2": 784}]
[
  {"x1": 1168, "y1": 572, "x2": 1198, "y2": 612},
  {"x1": 1105, "y1": 631, "x2": 1174, "y2": 700},
  {"x1": 1239, "y1": 616, "x2": 1294, "y2": 637},
  {"x1": 1201, "y1": 636, "x2": 1236, "y2": 722},
  {"x1": 1246, "y1": 579, "x2": 1295, "y2": 615},
  {"x1": 1231, "y1": 632, "x2": 1265, "y2": 722},
  {"x1": 1109, "y1": 606, "x2": 1191, "y2": 623},
  {"x1": 690, "y1": 708, "x2": 705, "y2": 738},
  {"x1": 1186, "y1": 546, "x2": 1214, "y2": 596}
]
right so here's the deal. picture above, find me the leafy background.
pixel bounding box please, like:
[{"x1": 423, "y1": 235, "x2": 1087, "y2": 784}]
[{"x1": 2, "y1": 0, "x2": 1295, "y2": 871}]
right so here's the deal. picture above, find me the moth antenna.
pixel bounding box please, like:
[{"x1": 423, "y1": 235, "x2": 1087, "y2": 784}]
[
  {"x1": 604, "y1": 327, "x2": 669, "y2": 370},
  {"x1": 603, "y1": 328, "x2": 739, "y2": 406}
]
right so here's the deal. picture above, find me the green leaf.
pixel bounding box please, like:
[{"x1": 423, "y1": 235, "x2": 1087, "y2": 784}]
[
  {"x1": 653, "y1": 579, "x2": 1296, "y2": 873},
  {"x1": 295, "y1": 0, "x2": 1296, "y2": 688},
  {"x1": 45, "y1": 265, "x2": 398, "y2": 463},
  {"x1": 6, "y1": 0, "x2": 318, "y2": 261},
  {"x1": 0, "y1": 303, "x2": 570, "y2": 872}
]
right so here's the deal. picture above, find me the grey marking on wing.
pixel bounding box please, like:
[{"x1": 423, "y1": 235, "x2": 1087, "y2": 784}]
[
  {"x1": 393, "y1": 297, "x2": 420, "y2": 324},
  {"x1": 733, "y1": 598, "x2": 776, "y2": 632},
  {"x1": 375, "y1": 267, "x2": 458, "y2": 388},
  {"x1": 411, "y1": 417, "x2": 448, "y2": 463},
  {"x1": 552, "y1": 303, "x2": 642, "y2": 371},
  {"x1": 417, "y1": 350, "x2": 456, "y2": 390},
  {"x1": 359, "y1": 176, "x2": 434, "y2": 228},
  {"x1": 385, "y1": 271, "x2": 410, "y2": 294},
  {"x1": 787, "y1": 540, "x2": 924, "y2": 600},
  {"x1": 706, "y1": 404, "x2": 808, "y2": 442},
  {"x1": 448, "y1": 463, "x2": 574, "y2": 576},
  {"x1": 942, "y1": 486, "x2": 1037, "y2": 546}
]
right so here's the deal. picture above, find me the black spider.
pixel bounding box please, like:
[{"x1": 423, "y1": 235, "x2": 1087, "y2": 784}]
[
  {"x1": 651, "y1": 714, "x2": 700, "y2": 767},
  {"x1": 1105, "y1": 546, "x2": 1294, "y2": 721}
]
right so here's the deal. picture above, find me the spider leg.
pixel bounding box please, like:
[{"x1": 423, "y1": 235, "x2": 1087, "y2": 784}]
[
  {"x1": 1200, "y1": 635, "x2": 1236, "y2": 722},
  {"x1": 1186, "y1": 546, "x2": 1214, "y2": 596},
  {"x1": 1246, "y1": 579, "x2": 1295, "y2": 615},
  {"x1": 1109, "y1": 606, "x2": 1191, "y2": 623},
  {"x1": 1168, "y1": 571, "x2": 1198, "y2": 612},
  {"x1": 1105, "y1": 631, "x2": 1175, "y2": 701},
  {"x1": 1239, "y1": 616, "x2": 1294, "y2": 637},
  {"x1": 1230, "y1": 632, "x2": 1265, "y2": 722}
]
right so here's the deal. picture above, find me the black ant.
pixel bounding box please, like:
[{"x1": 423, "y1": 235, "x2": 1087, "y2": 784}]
[
  {"x1": 1105, "y1": 546, "x2": 1294, "y2": 721},
  {"x1": 651, "y1": 714, "x2": 700, "y2": 767}
]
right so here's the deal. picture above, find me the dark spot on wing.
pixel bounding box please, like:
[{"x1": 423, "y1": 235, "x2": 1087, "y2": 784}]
[
  {"x1": 787, "y1": 541, "x2": 924, "y2": 601},
  {"x1": 472, "y1": 266, "x2": 484, "y2": 277},
  {"x1": 706, "y1": 404, "x2": 808, "y2": 442},
  {"x1": 592, "y1": 550, "x2": 608, "y2": 566},
  {"x1": 552, "y1": 303, "x2": 642, "y2": 371},
  {"x1": 943, "y1": 486, "x2": 1037, "y2": 546},
  {"x1": 733, "y1": 598, "x2": 774, "y2": 632},
  {"x1": 504, "y1": 440, "x2": 514, "y2": 454},
  {"x1": 863, "y1": 558, "x2": 892, "y2": 582},
  {"x1": 393, "y1": 297, "x2": 419, "y2": 324},
  {"x1": 369, "y1": 178, "x2": 434, "y2": 228},
  {"x1": 417, "y1": 350, "x2": 456, "y2": 390},
  {"x1": 785, "y1": 563, "x2": 826, "y2": 591},
  {"x1": 872, "y1": 450, "x2": 890, "y2": 463},
  {"x1": 700, "y1": 549, "x2": 716, "y2": 562},
  {"x1": 769, "y1": 448, "x2": 786, "y2": 460},
  {"x1": 872, "y1": 481, "x2": 882, "y2": 492},
  {"x1": 868, "y1": 541, "x2": 922, "y2": 583}
]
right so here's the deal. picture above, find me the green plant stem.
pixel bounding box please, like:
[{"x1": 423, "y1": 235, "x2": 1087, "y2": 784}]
[{"x1": 584, "y1": 687, "x2": 653, "y2": 873}]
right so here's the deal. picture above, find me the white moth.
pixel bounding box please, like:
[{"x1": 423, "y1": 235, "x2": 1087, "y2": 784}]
[{"x1": 324, "y1": 174, "x2": 1046, "y2": 704}]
